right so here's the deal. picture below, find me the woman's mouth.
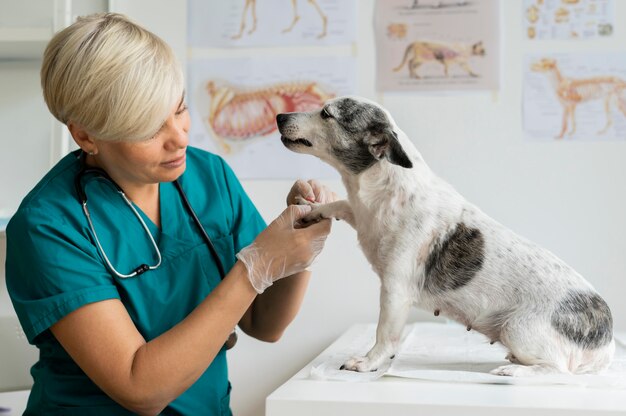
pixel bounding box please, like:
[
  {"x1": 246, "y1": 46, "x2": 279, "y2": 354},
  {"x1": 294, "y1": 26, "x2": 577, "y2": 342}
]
[{"x1": 161, "y1": 154, "x2": 186, "y2": 168}]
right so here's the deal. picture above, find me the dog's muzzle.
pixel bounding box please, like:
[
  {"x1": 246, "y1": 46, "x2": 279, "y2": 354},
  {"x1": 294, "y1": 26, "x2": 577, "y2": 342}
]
[{"x1": 276, "y1": 113, "x2": 313, "y2": 147}]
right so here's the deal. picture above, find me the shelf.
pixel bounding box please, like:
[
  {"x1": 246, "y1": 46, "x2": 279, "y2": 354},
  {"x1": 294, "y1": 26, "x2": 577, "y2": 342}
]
[{"x1": 0, "y1": 27, "x2": 51, "y2": 60}]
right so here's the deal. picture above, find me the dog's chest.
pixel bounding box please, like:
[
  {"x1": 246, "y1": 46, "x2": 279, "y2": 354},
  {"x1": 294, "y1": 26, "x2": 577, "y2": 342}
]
[{"x1": 351, "y1": 200, "x2": 410, "y2": 268}]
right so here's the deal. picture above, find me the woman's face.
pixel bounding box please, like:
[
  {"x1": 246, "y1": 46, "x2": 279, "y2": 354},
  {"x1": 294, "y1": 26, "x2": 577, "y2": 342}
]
[{"x1": 94, "y1": 96, "x2": 190, "y2": 189}]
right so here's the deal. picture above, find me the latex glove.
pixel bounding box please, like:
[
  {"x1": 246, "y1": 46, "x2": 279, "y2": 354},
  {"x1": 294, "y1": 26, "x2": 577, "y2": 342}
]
[
  {"x1": 286, "y1": 179, "x2": 339, "y2": 206},
  {"x1": 236, "y1": 204, "x2": 331, "y2": 294}
]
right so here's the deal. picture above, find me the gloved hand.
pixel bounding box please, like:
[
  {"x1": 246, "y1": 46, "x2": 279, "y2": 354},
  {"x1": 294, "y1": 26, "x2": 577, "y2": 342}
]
[
  {"x1": 286, "y1": 179, "x2": 339, "y2": 206},
  {"x1": 236, "y1": 204, "x2": 331, "y2": 294}
]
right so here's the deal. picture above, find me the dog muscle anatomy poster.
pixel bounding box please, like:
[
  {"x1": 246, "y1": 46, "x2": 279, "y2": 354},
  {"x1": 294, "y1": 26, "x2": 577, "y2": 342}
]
[
  {"x1": 374, "y1": 0, "x2": 500, "y2": 92},
  {"x1": 523, "y1": 0, "x2": 614, "y2": 40},
  {"x1": 523, "y1": 54, "x2": 626, "y2": 142},
  {"x1": 187, "y1": 56, "x2": 355, "y2": 179},
  {"x1": 188, "y1": 0, "x2": 356, "y2": 47}
]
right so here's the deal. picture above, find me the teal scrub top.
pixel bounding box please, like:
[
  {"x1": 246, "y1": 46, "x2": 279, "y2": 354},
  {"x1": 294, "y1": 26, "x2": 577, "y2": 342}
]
[{"x1": 5, "y1": 147, "x2": 266, "y2": 415}]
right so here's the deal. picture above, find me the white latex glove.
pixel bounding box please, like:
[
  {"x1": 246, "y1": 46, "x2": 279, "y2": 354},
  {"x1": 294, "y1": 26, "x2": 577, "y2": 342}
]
[
  {"x1": 236, "y1": 205, "x2": 331, "y2": 294},
  {"x1": 286, "y1": 179, "x2": 339, "y2": 206}
]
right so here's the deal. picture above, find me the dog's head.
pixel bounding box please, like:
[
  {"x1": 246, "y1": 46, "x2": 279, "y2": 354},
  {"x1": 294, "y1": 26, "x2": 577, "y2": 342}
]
[{"x1": 276, "y1": 96, "x2": 413, "y2": 175}]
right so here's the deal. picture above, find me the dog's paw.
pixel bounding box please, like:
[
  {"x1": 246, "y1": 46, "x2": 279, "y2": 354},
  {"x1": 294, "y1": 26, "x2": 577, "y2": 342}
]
[
  {"x1": 491, "y1": 363, "x2": 561, "y2": 377},
  {"x1": 340, "y1": 356, "x2": 378, "y2": 372},
  {"x1": 301, "y1": 210, "x2": 325, "y2": 224},
  {"x1": 299, "y1": 206, "x2": 332, "y2": 227},
  {"x1": 294, "y1": 196, "x2": 317, "y2": 206},
  {"x1": 490, "y1": 364, "x2": 528, "y2": 377}
]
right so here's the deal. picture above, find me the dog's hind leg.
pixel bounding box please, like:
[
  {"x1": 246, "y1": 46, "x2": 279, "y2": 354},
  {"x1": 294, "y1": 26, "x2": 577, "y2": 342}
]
[
  {"x1": 342, "y1": 283, "x2": 411, "y2": 372},
  {"x1": 489, "y1": 317, "x2": 570, "y2": 377}
]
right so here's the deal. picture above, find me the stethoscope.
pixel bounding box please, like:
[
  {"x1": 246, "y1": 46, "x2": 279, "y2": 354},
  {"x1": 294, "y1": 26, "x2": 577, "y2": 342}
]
[{"x1": 74, "y1": 151, "x2": 237, "y2": 349}]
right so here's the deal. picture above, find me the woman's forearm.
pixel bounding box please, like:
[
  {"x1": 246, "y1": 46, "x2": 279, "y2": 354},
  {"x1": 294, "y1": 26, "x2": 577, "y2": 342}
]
[
  {"x1": 125, "y1": 261, "x2": 257, "y2": 413},
  {"x1": 241, "y1": 270, "x2": 312, "y2": 342}
]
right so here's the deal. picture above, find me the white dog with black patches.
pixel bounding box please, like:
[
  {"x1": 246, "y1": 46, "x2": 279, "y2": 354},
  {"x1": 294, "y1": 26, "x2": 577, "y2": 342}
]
[{"x1": 276, "y1": 96, "x2": 614, "y2": 376}]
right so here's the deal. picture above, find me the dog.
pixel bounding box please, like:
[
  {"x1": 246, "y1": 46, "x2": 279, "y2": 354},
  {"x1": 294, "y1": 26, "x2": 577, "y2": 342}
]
[{"x1": 276, "y1": 96, "x2": 614, "y2": 376}]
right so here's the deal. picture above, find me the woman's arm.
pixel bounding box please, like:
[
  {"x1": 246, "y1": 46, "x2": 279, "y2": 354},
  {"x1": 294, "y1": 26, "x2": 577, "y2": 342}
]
[
  {"x1": 51, "y1": 261, "x2": 256, "y2": 416},
  {"x1": 51, "y1": 205, "x2": 330, "y2": 416},
  {"x1": 238, "y1": 179, "x2": 337, "y2": 342},
  {"x1": 238, "y1": 270, "x2": 311, "y2": 342}
]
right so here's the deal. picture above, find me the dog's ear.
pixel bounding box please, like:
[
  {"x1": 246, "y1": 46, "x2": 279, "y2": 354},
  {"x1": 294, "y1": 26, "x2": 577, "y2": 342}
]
[{"x1": 367, "y1": 129, "x2": 413, "y2": 169}]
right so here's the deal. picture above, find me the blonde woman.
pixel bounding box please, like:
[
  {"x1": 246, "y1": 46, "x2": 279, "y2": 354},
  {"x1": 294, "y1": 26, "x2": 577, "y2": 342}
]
[{"x1": 5, "y1": 13, "x2": 333, "y2": 415}]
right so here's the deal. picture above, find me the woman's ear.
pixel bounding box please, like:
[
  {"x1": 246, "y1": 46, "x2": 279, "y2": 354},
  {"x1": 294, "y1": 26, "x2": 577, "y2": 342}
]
[{"x1": 68, "y1": 122, "x2": 98, "y2": 155}]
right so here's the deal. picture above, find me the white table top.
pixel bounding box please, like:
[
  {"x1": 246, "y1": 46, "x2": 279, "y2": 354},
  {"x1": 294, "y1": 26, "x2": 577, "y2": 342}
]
[
  {"x1": 0, "y1": 390, "x2": 29, "y2": 416},
  {"x1": 266, "y1": 324, "x2": 626, "y2": 416}
]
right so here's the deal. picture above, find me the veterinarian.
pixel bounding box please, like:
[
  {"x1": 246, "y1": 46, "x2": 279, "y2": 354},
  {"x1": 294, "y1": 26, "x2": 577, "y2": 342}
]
[{"x1": 5, "y1": 13, "x2": 334, "y2": 415}]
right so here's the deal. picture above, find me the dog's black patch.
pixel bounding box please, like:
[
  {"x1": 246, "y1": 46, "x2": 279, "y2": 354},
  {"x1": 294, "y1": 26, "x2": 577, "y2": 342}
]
[
  {"x1": 332, "y1": 99, "x2": 412, "y2": 173},
  {"x1": 336, "y1": 98, "x2": 389, "y2": 135},
  {"x1": 424, "y1": 223, "x2": 485, "y2": 292},
  {"x1": 332, "y1": 145, "x2": 377, "y2": 174},
  {"x1": 551, "y1": 290, "x2": 613, "y2": 349},
  {"x1": 331, "y1": 99, "x2": 387, "y2": 173}
]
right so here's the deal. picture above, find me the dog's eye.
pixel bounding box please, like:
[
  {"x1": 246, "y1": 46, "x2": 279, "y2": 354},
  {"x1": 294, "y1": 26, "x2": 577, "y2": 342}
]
[{"x1": 320, "y1": 107, "x2": 333, "y2": 119}]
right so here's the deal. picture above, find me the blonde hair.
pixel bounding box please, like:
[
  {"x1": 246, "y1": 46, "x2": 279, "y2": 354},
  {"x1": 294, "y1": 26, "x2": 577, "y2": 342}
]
[{"x1": 41, "y1": 13, "x2": 184, "y2": 141}]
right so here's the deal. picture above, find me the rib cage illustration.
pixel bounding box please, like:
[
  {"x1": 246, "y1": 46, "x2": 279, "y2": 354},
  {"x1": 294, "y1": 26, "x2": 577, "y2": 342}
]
[{"x1": 204, "y1": 80, "x2": 335, "y2": 152}]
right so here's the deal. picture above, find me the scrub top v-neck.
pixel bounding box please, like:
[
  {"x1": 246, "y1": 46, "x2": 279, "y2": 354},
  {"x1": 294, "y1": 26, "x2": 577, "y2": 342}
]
[{"x1": 6, "y1": 147, "x2": 266, "y2": 415}]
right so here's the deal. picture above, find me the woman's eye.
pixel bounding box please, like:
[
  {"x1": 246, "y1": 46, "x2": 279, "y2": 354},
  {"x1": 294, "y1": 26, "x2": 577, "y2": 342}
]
[
  {"x1": 175, "y1": 105, "x2": 188, "y2": 116},
  {"x1": 321, "y1": 108, "x2": 332, "y2": 119}
]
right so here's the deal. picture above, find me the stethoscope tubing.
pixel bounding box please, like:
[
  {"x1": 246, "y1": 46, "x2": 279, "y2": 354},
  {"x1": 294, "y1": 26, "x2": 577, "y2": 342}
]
[
  {"x1": 74, "y1": 151, "x2": 236, "y2": 348},
  {"x1": 75, "y1": 152, "x2": 225, "y2": 280}
]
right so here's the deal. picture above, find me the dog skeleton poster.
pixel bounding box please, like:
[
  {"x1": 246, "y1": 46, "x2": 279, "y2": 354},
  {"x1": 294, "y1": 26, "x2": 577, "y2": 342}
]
[
  {"x1": 523, "y1": 0, "x2": 614, "y2": 40},
  {"x1": 187, "y1": 56, "x2": 355, "y2": 179},
  {"x1": 523, "y1": 54, "x2": 626, "y2": 141},
  {"x1": 187, "y1": 0, "x2": 356, "y2": 47},
  {"x1": 375, "y1": 0, "x2": 500, "y2": 92}
]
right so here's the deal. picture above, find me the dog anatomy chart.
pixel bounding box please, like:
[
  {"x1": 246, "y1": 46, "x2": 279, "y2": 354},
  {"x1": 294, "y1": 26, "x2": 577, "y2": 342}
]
[
  {"x1": 523, "y1": 0, "x2": 614, "y2": 40},
  {"x1": 375, "y1": 0, "x2": 500, "y2": 92},
  {"x1": 187, "y1": 56, "x2": 355, "y2": 179},
  {"x1": 523, "y1": 54, "x2": 626, "y2": 141},
  {"x1": 187, "y1": 0, "x2": 356, "y2": 47}
]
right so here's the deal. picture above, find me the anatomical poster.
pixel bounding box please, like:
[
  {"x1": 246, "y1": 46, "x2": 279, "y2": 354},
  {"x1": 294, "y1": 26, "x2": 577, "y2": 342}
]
[
  {"x1": 523, "y1": 53, "x2": 626, "y2": 141},
  {"x1": 187, "y1": 56, "x2": 356, "y2": 179},
  {"x1": 375, "y1": 0, "x2": 500, "y2": 92},
  {"x1": 523, "y1": 0, "x2": 614, "y2": 40},
  {"x1": 187, "y1": 0, "x2": 357, "y2": 48}
]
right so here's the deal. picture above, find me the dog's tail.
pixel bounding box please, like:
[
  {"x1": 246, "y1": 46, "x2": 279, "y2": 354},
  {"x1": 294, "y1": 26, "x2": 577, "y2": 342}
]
[{"x1": 392, "y1": 43, "x2": 413, "y2": 72}]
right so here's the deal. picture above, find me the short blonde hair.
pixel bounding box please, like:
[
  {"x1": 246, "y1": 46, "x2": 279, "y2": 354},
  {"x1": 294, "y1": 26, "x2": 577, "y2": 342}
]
[{"x1": 41, "y1": 13, "x2": 184, "y2": 141}]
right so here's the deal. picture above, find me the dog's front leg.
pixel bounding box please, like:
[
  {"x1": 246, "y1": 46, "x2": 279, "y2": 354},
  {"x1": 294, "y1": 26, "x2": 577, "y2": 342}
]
[
  {"x1": 341, "y1": 283, "x2": 411, "y2": 372},
  {"x1": 298, "y1": 199, "x2": 356, "y2": 228}
]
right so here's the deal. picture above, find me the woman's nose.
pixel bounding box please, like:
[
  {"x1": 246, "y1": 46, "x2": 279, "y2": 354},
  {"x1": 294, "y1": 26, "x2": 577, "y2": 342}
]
[{"x1": 165, "y1": 116, "x2": 189, "y2": 149}]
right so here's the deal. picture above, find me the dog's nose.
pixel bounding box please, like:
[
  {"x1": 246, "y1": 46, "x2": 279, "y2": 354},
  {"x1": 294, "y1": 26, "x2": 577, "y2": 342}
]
[{"x1": 276, "y1": 113, "x2": 289, "y2": 127}]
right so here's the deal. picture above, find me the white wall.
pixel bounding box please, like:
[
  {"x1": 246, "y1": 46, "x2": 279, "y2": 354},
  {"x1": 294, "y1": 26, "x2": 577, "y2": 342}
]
[
  {"x1": 230, "y1": 2, "x2": 626, "y2": 415},
  {"x1": 1, "y1": 1, "x2": 625, "y2": 415}
]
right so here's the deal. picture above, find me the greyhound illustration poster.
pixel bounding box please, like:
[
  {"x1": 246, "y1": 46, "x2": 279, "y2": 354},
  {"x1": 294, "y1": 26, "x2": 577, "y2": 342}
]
[
  {"x1": 375, "y1": 0, "x2": 500, "y2": 92},
  {"x1": 188, "y1": 0, "x2": 356, "y2": 47},
  {"x1": 523, "y1": 0, "x2": 613, "y2": 40},
  {"x1": 523, "y1": 54, "x2": 626, "y2": 141},
  {"x1": 187, "y1": 56, "x2": 355, "y2": 179}
]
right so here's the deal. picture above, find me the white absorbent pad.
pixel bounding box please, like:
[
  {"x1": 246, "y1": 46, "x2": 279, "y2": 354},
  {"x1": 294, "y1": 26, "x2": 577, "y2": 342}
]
[{"x1": 310, "y1": 322, "x2": 626, "y2": 388}]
